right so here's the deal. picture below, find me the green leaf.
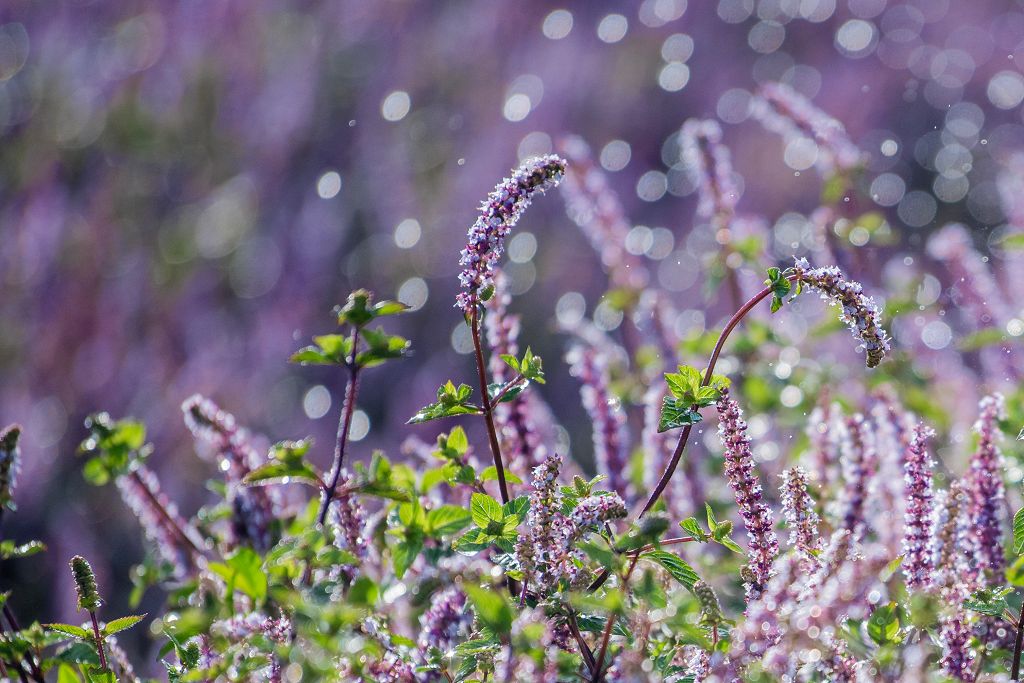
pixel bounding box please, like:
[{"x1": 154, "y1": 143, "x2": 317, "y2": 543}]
[
  {"x1": 208, "y1": 548, "x2": 267, "y2": 603},
  {"x1": 1007, "y1": 556, "x2": 1024, "y2": 587},
  {"x1": 470, "y1": 493, "x2": 504, "y2": 528},
  {"x1": 465, "y1": 584, "x2": 513, "y2": 635},
  {"x1": 357, "y1": 327, "x2": 411, "y2": 368},
  {"x1": 680, "y1": 517, "x2": 708, "y2": 542},
  {"x1": 658, "y1": 396, "x2": 703, "y2": 433},
  {"x1": 452, "y1": 528, "x2": 494, "y2": 554},
  {"x1": 372, "y1": 300, "x2": 410, "y2": 317},
  {"x1": 641, "y1": 550, "x2": 700, "y2": 591},
  {"x1": 867, "y1": 602, "x2": 901, "y2": 646},
  {"x1": 336, "y1": 289, "x2": 375, "y2": 327},
  {"x1": 244, "y1": 439, "x2": 321, "y2": 486},
  {"x1": 481, "y1": 466, "x2": 522, "y2": 484},
  {"x1": 57, "y1": 664, "x2": 82, "y2": 683},
  {"x1": 501, "y1": 496, "x2": 530, "y2": 523},
  {"x1": 488, "y1": 381, "x2": 525, "y2": 404},
  {"x1": 964, "y1": 587, "x2": 1013, "y2": 617},
  {"x1": 392, "y1": 531, "x2": 423, "y2": 579},
  {"x1": 665, "y1": 366, "x2": 703, "y2": 398},
  {"x1": 102, "y1": 614, "x2": 146, "y2": 636},
  {"x1": 1014, "y1": 506, "x2": 1024, "y2": 554},
  {"x1": 44, "y1": 623, "x2": 92, "y2": 640},
  {"x1": 426, "y1": 505, "x2": 472, "y2": 537},
  {"x1": 408, "y1": 382, "x2": 481, "y2": 424},
  {"x1": 290, "y1": 334, "x2": 353, "y2": 365}
]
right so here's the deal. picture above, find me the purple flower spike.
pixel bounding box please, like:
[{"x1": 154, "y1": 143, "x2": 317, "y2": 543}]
[
  {"x1": 0, "y1": 424, "x2": 21, "y2": 513},
  {"x1": 716, "y1": 388, "x2": 778, "y2": 601},
  {"x1": 967, "y1": 393, "x2": 1007, "y2": 582},
  {"x1": 837, "y1": 414, "x2": 876, "y2": 541},
  {"x1": 902, "y1": 423, "x2": 936, "y2": 591},
  {"x1": 456, "y1": 155, "x2": 565, "y2": 313},
  {"x1": 793, "y1": 257, "x2": 891, "y2": 368},
  {"x1": 569, "y1": 493, "x2": 627, "y2": 530},
  {"x1": 939, "y1": 609, "x2": 977, "y2": 682},
  {"x1": 779, "y1": 466, "x2": 821, "y2": 572}
]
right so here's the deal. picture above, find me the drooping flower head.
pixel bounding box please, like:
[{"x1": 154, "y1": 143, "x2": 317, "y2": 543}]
[
  {"x1": 902, "y1": 423, "x2": 936, "y2": 591},
  {"x1": 0, "y1": 424, "x2": 21, "y2": 512},
  {"x1": 752, "y1": 82, "x2": 863, "y2": 174},
  {"x1": 456, "y1": 155, "x2": 565, "y2": 313},
  {"x1": 793, "y1": 257, "x2": 891, "y2": 368},
  {"x1": 967, "y1": 393, "x2": 1006, "y2": 583},
  {"x1": 779, "y1": 466, "x2": 821, "y2": 572},
  {"x1": 716, "y1": 388, "x2": 778, "y2": 601}
]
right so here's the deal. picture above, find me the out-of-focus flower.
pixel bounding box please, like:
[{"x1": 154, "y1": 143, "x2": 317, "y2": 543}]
[
  {"x1": 419, "y1": 587, "x2": 471, "y2": 652},
  {"x1": 939, "y1": 609, "x2": 977, "y2": 682},
  {"x1": 836, "y1": 414, "x2": 876, "y2": 541},
  {"x1": 779, "y1": 466, "x2": 821, "y2": 572},
  {"x1": 456, "y1": 155, "x2": 565, "y2": 313},
  {"x1": 752, "y1": 82, "x2": 863, "y2": 173},
  {"x1": 902, "y1": 423, "x2": 936, "y2": 591},
  {"x1": 182, "y1": 394, "x2": 276, "y2": 552},
  {"x1": 680, "y1": 119, "x2": 738, "y2": 225},
  {"x1": 716, "y1": 388, "x2": 778, "y2": 601},
  {"x1": 967, "y1": 394, "x2": 1006, "y2": 583},
  {"x1": 568, "y1": 344, "x2": 631, "y2": 501},
  {"x1": 794, "y1": 258, "x2": 891, "y2": 368}
]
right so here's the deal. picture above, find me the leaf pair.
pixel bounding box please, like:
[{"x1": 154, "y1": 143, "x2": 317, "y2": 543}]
[
  {"x1": 658, "y1": 365, "x2": 730, "y2": 433},
  {"x1": 454, "y1": 493, "x2": 529, "y2": 553}
]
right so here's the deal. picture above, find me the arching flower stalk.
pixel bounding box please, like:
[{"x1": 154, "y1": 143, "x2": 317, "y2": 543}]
[
  {"x1": 793, "y1": 257, "x2": 891, "y2": 368},
  {"x1": 456, "y1": 155, "x2": 565, "y2": 313},
  {"x1": 902, "y1": 424, "x2": 936, "y2": 592},
  {"x1": 716, "y1": 388, "x2": 778, "y2": 601}
]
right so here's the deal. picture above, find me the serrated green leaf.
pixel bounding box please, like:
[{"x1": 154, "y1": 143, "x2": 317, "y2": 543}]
[
  {"x1": 102, "y1": 614, "x2": 146, "y2": 636},
  {"x1": 426, "y1": 505, "x2": 472, "y2": 537},
  {"x1": 642, "y1": 550, "x2": 700, "y2": 591},
  {"x1": 470, "y1": 493, "x2": 503, "y2": 528},
  {"x1": 207, "y1": 547, "x2": 267, "y2": 603},
  {"x1": 1013, "y1": 507, "x2": 1024, "y2": 554},
  {"x1": 392, "y1": 531, "x2": 423, "y2": 579},
  {"x1": 45, "y1": 623, "x2": 92, "y2": 640},
  {"x1": 658, "y1": 396, "x2": 703, "y2": 433},
  {"x1": 501, "y1": 495, "x2": 530, "y2": 522},
  {"x1": 867, "y1": 602, "x2": 901, "y2": 646}
]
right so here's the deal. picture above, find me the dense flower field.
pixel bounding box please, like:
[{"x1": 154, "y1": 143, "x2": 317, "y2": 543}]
[{"x1": 4, "y1": 2, "x2": 1024, "y2": 682}]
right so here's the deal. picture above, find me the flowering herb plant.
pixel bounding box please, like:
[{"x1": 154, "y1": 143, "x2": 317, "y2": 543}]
[{"x1": 4, "y1": 85, "x2": 1024, "y2": 683}]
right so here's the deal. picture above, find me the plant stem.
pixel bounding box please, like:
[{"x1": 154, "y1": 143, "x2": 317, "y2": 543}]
[
  {"x1": 315, "y1": 327, "x2": 362, "y2": 528},
  {"x1": 592, "y1": 554, "x2": 641, "y2": 681},
  {"x1": 303, "y1": 327, "x2": 361, "y2": 586},
  {"x1": 1012, "y1": 599, "x2": 1024, "y2": 681},
  {"x1": 470, "y1": 307, "x2": 511, "y2": 505},
  {"x1": 89, "y1": 610, "x2": 109, "y2": 671},
  {"x1": 565, "y1": 609, "x2": 596, "y2": 674},
  {"x1": 637, "y1": 276, "x2": 798, "y2": 518}
]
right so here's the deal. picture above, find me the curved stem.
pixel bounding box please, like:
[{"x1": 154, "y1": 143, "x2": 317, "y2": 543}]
[
  {"x1": 637, "y1": 275, "x2": 798, "y2": 518},
  {"x1": 470, "y1": 308, "x2": 511, "y2": 504}
]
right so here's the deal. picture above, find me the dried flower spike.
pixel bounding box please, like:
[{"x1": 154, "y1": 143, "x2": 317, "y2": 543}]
[
  {"x1": 70, "y1": 555, "x2": 102, "y2": 612},
  {"x1": 456, "y1": 155, "x2": 565, "y2": 312},
  {"x1": 793, "y1": 257, "x2": 891, "y2": 367}
]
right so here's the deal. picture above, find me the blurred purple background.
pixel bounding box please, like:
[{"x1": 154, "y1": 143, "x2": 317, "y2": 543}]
[{"x1": 1, "y1": 0, "x2": 1023, "y2": 651}]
